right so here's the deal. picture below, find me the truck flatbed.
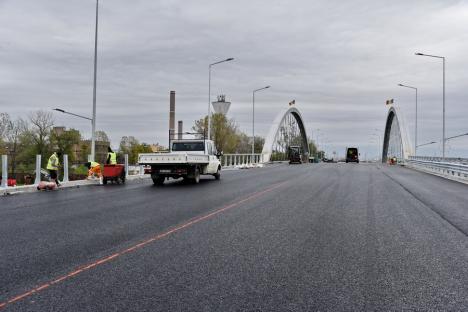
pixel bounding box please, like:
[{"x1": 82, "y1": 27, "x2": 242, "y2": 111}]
[{"x1": 138, "y1": 153, "x2": 209, "y2": 165}]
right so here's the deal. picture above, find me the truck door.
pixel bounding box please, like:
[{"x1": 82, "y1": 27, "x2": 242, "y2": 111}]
[{"x1": 207, "y1": 142, "x2": 218, "y2": 173}]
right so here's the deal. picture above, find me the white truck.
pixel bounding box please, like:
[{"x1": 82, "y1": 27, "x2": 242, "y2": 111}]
[{"x1": 138, "y1": 139, "x2": 222, "y2": 185}]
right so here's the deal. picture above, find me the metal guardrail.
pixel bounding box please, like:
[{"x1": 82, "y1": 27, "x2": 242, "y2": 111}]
[
  {"x1": 406, "y1": 158, "x2": 468, "y2": 182},
  {"x1": 409, "y1": 156, "x2": 468, "y2": 165}
]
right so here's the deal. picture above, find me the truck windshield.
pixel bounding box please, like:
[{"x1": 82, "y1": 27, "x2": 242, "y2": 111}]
[
  {"x1": 347, "y1": 148, "x2": 358, "y2": 156},
  {"x1": 172, "y1": 142, "x2": 205, "y2": 152}
]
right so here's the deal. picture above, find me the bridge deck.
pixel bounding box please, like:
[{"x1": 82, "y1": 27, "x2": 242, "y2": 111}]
[{"x1": 1, "y1": 163, "x2": 468, "y2": 310}]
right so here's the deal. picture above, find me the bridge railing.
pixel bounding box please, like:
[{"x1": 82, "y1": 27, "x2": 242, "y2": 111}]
[
  {"x1": 221, "y1": 154, "x2": 262, "y2": 168},
  {"x1": 0, "y1": 153, "x2": 146, "y2": 192},
  {"x1": 406, "y1": 157, "x2": 468, "y2": 182},
  {"x1": 408, "y1": 156, "x2": 468, "y2": 165}
]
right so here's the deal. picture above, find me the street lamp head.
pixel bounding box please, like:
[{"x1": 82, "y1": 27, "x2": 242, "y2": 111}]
[
  {"x1": 53, "y1": 108, "x2": 65, "y2": 113},
  {"x1": 265, "y1": 85, "x2": 270, "y2": 89},
  {"x1": 225, "y1": 57, "x2": 234, "y2": 61},
  {"x1": 415, "y1": 52, "x2": 424, "y2": 56},
  {"x1": 398, "y1": 83, "x2": 404, "y2": 86}
]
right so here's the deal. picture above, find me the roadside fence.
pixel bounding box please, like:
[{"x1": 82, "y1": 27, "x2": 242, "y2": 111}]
[
  {"x1": 221, "y1": 154, "x2": 262, "y2": 168},
  {"x1": 0, "y1": 154, "x2": 143, "y2": 190},
  {"x1": 406, "y1": 156, "x2": 468, "y2": 182}
]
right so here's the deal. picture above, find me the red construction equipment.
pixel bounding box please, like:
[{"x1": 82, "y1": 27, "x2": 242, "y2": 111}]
[
  {"x1": 0, "y1": 179, "x2": 17, "y2": 187},
  {"x1": 102, "y1": 164, "x2": 126, "y2": 185}
]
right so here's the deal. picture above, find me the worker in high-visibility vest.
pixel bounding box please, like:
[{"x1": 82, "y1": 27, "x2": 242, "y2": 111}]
[
  {"x1": 86, "y1": 161, "x2": 101, "y2": 178},
  {"x1": 47, "y1": 151, "x2": 62, "y2": 186},
  {"x1": 106, "y1": 146, "x2": 117, "y2": 165}
]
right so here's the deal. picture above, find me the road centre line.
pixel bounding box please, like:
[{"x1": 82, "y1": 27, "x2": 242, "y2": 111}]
[{"x1": 0, "y1": 180, "x2": 288, "y2": 309}]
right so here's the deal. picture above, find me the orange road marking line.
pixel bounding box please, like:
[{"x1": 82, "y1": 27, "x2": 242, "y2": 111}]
[{"x1": 0, "y1": 181, "x2": 287, "y2": 309}]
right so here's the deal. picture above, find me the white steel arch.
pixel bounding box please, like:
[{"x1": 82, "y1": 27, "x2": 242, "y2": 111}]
[
  {"x1": 261, "y1": 106, "x2": 309, "y2": 162},
  {"x1": 382, "y1": 105, "x2": 413, "y2": 162}
]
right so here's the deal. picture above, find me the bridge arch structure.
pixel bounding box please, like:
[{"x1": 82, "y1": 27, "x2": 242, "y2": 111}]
[
  {"x1": 261, "y1": 106, "x2": 309, "y2": 162},
  {"x1": 382, "y1": 105, "x2": 413, "y2": 163}
]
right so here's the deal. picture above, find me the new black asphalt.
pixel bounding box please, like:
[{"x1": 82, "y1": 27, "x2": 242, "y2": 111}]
[{"x1": 1, "y1": 163, "x2": 468, "y2": 311}]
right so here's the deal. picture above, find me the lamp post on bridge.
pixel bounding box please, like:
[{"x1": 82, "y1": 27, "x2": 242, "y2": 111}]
[
  {"x1": 445, "y1": 132, "x2": 468, "y2": 155},
  {"x1": 417, "y1": 141, "x2": 437, "y2": 148},
  {"x1": 415, "y1": 52, "x2": 445, "y2": 158},
  {"x1": 252, "y1": 86, "x2": 270, "y2": 162},
  {"x1": 446, "y1": 132, "x2": 468, "y2": 142},
  {"x1": 398, "y1": 83, "x2": 418, "y2": 156},
  {"x1": 207, "y1": 57, "x2": 234, "y2": 140}
]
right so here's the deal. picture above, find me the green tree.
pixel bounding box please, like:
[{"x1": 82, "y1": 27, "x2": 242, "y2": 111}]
[
  {"x1": 192, "y1": 113, "x2": 240, "y2": 153},
  {"x1": 234, "y1": 133, "x2": 264, "y2": 153},
  {"x1": 95, "y1": 130, "x2": 110, "y2": 143},
  {"x1": 14, "y1": 126, "x2": 37, "y2": 172},
  {"x1": 50, "y1": 128, "x2": 82, "y2": 163},
  {"x1": 308, "y1": 139, "x2": 318, "y2": 157},
  {"x1": 118, "y1": 136, "x2": 152, "y2": 164}
]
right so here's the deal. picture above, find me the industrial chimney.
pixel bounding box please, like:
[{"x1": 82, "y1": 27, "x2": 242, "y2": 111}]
[
  {"x1": 169, "y1": 91, "x2": 175, "y2": 141},
  {"x1": 178, "y1": 120, "x2": 183, "y2": 140}
]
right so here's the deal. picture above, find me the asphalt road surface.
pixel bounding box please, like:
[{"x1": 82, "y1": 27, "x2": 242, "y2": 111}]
[{"x1": 1, "y1": 163, "x2": 468, "y2": 311}]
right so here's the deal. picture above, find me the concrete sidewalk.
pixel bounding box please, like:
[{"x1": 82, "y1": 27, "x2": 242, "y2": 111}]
[{"x1": 0, "y1": 174, "x2": 151, "y2": 196}]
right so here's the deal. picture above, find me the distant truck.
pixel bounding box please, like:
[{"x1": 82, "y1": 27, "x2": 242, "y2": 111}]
[
  {"x1": 288, "y1": 146, "x2": 302, "y2": 164},
  {"x1": 138, "y1": 138, "x2": 222, "y2": 185},
  {"x1": 346, "y1": 147, "x2": 359, "y2": 163}
]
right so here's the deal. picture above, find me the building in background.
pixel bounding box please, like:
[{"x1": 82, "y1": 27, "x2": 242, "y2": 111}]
[{"x1": 212, "y1": 95, "x2": 231, "y2": 115}]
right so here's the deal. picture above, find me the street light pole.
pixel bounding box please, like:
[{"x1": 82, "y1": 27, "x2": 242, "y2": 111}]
[
  {"x1": 398, "y1": 84, "x2": 418, "y2": 156},
  {"x1": 417, "y1": 141, "x2": 436, "y2": 148},
  {"x1": 207, "y1": 57, "x2": 234, "y2": 140},
  {"x1": 91, "y1": 0, "x2": 99, "y2": 162},
  {"x1": 252, "y1": 86, "x2": 270, "y2": 161},
  {"x1": 415, "y1": 52, "x2": 445, "y2": 158},
  {"x1": 53, "y1": 109, "x2": 93, "y2": 122},
  {"x1": 445, "y1": 132, "x2": 468, "y2": 141},
  {"x1": 52, "y1": 108, "x2": 93, "y2": 159}
]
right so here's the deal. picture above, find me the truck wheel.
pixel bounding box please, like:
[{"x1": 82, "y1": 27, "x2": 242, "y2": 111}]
[
  {"x1": 153, "y1": 176, "x2": 165, "y2": 186},
  {"x1": 103, "y1": 178, "x2": 108, "y2": 185},
  {"x1": 193, "y1": 168, "x2": 200, "y2": 184},
  {"x1": 120, "y1": 174, "x2": 126, "y2": 184},
  {"x1": 214, "y1": 169, "x2": 221, "y2": 180}
]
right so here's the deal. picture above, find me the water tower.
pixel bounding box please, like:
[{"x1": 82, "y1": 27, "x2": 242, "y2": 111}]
[{"x1": 212, "y1": 95, "x2": 231, "y2": 115}]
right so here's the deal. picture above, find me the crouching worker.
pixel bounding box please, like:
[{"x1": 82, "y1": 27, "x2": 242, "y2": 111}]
[{"x1": 86, "y1": 161, "x2": 101, "y2": 178}]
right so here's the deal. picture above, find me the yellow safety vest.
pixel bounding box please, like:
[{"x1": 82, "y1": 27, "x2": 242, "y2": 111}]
[
  {"x1": 107, "y1": 152, "x2": 117, "y2": 165},
  {"x1": 47, "y1": 153, "x2": 59, "y2": 170}
]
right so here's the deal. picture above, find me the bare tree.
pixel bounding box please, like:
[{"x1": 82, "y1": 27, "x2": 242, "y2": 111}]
[
  {"x1": 5, "y1": 118, "x2": 28, "y2": 174},
  {"x1": 95, "y1": 130, "x2": 110, "y2": 143},
  {"x1": 0, "y1": 112, "x2": 11, "y2": 141},
  {"x1": 29, "y1": 110, "x2": 55, "y2": 157}
]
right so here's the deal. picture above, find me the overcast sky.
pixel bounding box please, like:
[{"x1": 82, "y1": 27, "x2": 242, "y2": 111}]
[{"x1": 1, "y1": 0, "x2": 467, "y2": 158}]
